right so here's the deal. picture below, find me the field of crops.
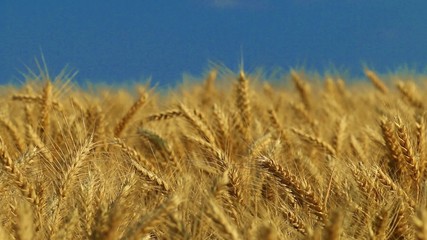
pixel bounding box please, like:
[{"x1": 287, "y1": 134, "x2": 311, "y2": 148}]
[{"x1": 0, "y1": 66, "x2": 426, "y2": 239}]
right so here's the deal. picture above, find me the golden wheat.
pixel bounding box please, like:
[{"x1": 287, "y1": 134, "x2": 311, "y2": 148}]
[{"x1": 1, "y1": 66, "x2": 427, "y2": 239}]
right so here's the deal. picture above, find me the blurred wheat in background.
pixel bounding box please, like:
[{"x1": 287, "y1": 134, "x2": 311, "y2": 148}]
[{"x1": 1, "y1": 65, "x2": 427, "y2": 239}]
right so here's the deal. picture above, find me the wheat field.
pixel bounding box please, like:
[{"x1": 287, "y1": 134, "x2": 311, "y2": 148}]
[{"x1": 0, "y1": 66, "x2": 427, "y2": 239}]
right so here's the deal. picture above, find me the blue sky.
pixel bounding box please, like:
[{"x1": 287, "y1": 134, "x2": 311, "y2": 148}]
[{"x1": 1, "y1": 0, "x2": 427, "y2": 86}]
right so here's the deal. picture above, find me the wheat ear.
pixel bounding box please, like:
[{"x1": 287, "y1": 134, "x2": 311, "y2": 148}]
[
  {"x1": 380, "y1": 117, "x2": 405, "y2": 175},
  {"x1": 186, "y1": 135, "x2": 229, "y2": 171},
  {"x1": 370, "y1": 207, "x2": 389, "y2": 240},
  {"x1": 137, "y1": 128, "x2": 178, "y2": 167},
  {"x1": 123, "y1": 195, "x2": 181, "y2": 239},
  {"x1": 144, "y1": 109, "x2": 182, "y2": 123},
  {"x1": 395, "y1": 117, "x2": 420, "y2": 182},
  {"x1": 39, "y1": 80, "x2": 52, "y2": 139},
  {"x1": 179, "y1": 103, "x2": 216, "y2": 144},
  {"x1": 24, "y1": 104, "x2": 35, "y2": 134},
  {"x1": 50, "y1": 136, "x2": 94, "y2": 238},
  {"x1": 374, "y1": 166, "x2": 415, "y2": 210},
  {"x1": 396, "y1": 81, "x2": 424, "y2": 109},
  {"x1": 227, "y1": 167, "x2": 243, "y2": 204},
  {"x1": 114, "y1": 138, "x2": 169, "y2": 192},
  {"x1": 212, "y1": 104, "x2": 229, "y2": 146},
  {"x1": 416, "y1": 117, "x2": 426, "y2": 180},
  {"x1": 114, "y1": 92, "x2": 147, "y2": 137},
  {"x1": 291, "y1": 128, "x2": 336, "y2": 156},
  {"x1": 267, "y1": 108, "x2": 289, "y2": 145},
  {"x1": 205, "y1": 198, "x2": 243, "y2": 240},
  {"x1": 0, "y1": 117, "x2": 25, "y2": 152},
  {"x1": 350, "y1": 135, "x2": 368, "y2": 163},
  {"x1": 113, "y1": 137, "x2": 156, "y2": 172},
  {"x1": 291, "y1": 70, "x2": 311, "y2": 109},
  {"x1": 290, "y1": 102, "x2": 317, "y2": 130},
  {"x1": 414, "y1": 209, "x2": 427, "y2": 240},
  {"x1": 0, "y1": 136, "x2": 39, "y2": 205},
  {"x1": 389, "y1": 202, "x2": 409, "y2": 239},
  {"x1": 129, "y1": 158, "x2": 171, "y2": 193},
  {"x1": 252, "y1": 222, "x2": 278, "y2": 240},
  {"x1": 81, "y1": 171, "x2": 97, "y2": 238},
  {"x1": 58, "y1": 136, "x2": 94, "y2": 199},
  {"x1": 332, "y1": 117, "x2": 347, "y2": 154},
  {"x1": 92, "y1": 107, "x2": 107, "y2": 151},
  {"x1": 336, "y1": 78, "x2": 347, "y2": 97},
  {"x1": 364, "y1": 69, "x2": 388, "y2": 94},
  {"x1": 25, "y1": 124, "x2": 53, "y2": 162},
  {"x1": 258, "y1": 156, "x2": 326, "y2": 221},
  {"x1": 324, "y1": 77, "x2": 336, "y2": 95},
  {"x1": 0, "y1": 136, "x2": 41, "y2": 231},
  {"x1": 203, "y1": 69, "x2": 218, "y2": 103},
  {"x1": 350, "y1": 162, "x2": 381, "y2": 202},
  {"x1": 322, "y1": 211, "x2": 343, "y2": 240},
  {"x1": 14, "y1": 201, "x2": 37, "y2": 240},
  {"x1": 280, "y1": 203, "x2": 308, "y2": 236},
  {"x1": 236, "y1": 70, "x2": 251, "y2": 128},
  {"x1": 12, "y1": 95, "x2": 62, "y2": 110},
  {"x1": 249, "y1": 133, "x2": 273, "y2": 159}
]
